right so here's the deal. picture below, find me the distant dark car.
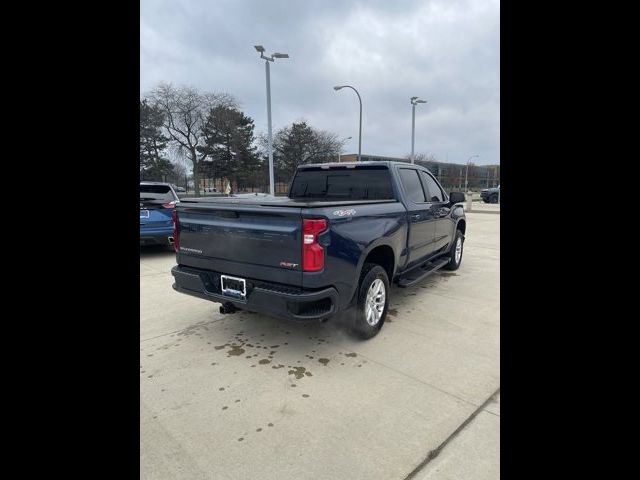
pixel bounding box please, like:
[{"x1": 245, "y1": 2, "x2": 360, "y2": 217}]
[
  {"x1": 140, "y1": 182, "x2": 179, "y2": 247},
  {"x1": 480, "y1": 185, "x2": 500, "y2": 203}
]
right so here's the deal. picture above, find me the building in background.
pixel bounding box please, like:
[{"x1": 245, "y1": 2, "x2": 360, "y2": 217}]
[{"x1": 339, "y1": 154, "x2": 500, "y2": 191}]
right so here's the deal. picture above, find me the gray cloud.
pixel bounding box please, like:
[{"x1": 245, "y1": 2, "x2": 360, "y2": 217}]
[{"x1": 141, "y1": 0, "x2": 499, "y2": 165}]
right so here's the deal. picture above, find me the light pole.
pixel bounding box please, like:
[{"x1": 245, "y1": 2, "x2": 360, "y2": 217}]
[
  {"x1": 255, "y1": 45, "x2": 289, "y2": 195},
  {"x1": 338, "y1": 136, "x2": 352, "y2": 162},
  {"x1": 465, "y1": 155, "x2": 479, "y2": 193},
  {"x1": 334, "y1": 85, "x2": 362, "y2": 162},
  {"x1": 410, "y1": 97, "x2": 427, "y2": 163}
]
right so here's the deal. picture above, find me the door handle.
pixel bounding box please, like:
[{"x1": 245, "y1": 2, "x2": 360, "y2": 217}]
[{"x1": 411, "y1": 213, "x2": 421, "y2": 222}]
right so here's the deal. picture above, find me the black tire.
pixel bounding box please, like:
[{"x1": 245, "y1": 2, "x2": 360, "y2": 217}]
[
  {"x1": 483, "y1": 198, "x2": 490, "y2": 203},
  {"x1": 352, "y1": 263, "x2": 390, "y2": 339},
  {"x1": 443, "y1": 230, "x2": 464, "y2": 271},
  {"x1": 490, "y1": 194, "x2": 498, "y2": 204}
]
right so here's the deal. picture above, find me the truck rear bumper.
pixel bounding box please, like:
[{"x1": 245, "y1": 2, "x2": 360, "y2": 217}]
[{"x1": 171, "y1": 265, "x2": 339, "y2": 321}]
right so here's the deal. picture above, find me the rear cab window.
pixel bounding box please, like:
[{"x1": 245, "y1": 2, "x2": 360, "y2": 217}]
[
  {"x1": 290, "y1": 166, "x2": 395, "y2": 201},
  {"x1": 140, "y1": 184, "x2": 177, "y2": 203}
]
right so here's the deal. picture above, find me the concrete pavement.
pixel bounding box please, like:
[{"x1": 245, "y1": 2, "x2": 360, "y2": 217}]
[{"x1": 140, "y1": 211, "x2": 500, "y2": 480}]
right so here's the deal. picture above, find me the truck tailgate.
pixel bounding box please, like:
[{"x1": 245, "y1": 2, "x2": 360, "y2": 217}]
[{"x1": 176, "y1": 203, "x2": 303, "y2": 286}]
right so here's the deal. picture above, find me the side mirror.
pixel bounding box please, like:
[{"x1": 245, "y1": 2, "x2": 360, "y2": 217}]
[{"x1": 449, "y1": 192, "x2": 465, "y2": 204}]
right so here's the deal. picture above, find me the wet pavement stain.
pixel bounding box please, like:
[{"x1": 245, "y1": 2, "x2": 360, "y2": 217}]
[
  {"x1": 235, "y1": 399, "x2": 241, "y2": 403},
  {"x1": 287, "y1": 366, "x2": 309, "y2": 379},
  {"x1": 345, "y1": 352, "x2": 357, "y2": 357},
  {"x1": 238, "y1": 438, "x2": 244, "y2": 442},
  {"x1": 219, "y1": 387, "x2": 225, "y2": 391},
  {"x1": 227, "y1": 346, "x2": 246, "y2": 356},
  {"x1": 256, "y1": 428, "x2": 262, "y2": 432},
  {"x1": 268, "y1": 423, "x2": 274, "y2": 427},
  {"x1": 272, "y1": 364, "x2": 285, "y2": 369},
  {"x1": 222, "y1": 406, "x2": 228, "y2": 410},
  {"x1": 387, "y1": 308, "x2": 398, "y2": 317},
  {"x1": 302, "y1": 394, "x2": 310, "y2": 398},
  {"x1": 258, "y1": 359, "x2": 271, "y2": 365},
  {"x1": 318, "y1": 358, "x2": 330, "y2": 366},
  {"x1": 214, "y1": 345, "x2": 226, "y2": 350}
]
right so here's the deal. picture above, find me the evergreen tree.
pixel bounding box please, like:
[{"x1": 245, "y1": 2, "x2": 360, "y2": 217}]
[
  {"x1": 268, "y1": 121, "x2": 344, "y2": 182},
  {"x1": 198, "y1": 105, "x2": 258, "y2": 190},
  {"x1": 140, "y1": 99, "x2": 172, "y2": 180}
]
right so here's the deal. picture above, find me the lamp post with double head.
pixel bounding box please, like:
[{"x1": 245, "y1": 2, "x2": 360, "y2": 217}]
[
  {"x1": 254, "y1": 45, "x2": 289, "y2": 195},
  {"x1": 410, "y1": 97, "x2": 427, "y2": 163}
]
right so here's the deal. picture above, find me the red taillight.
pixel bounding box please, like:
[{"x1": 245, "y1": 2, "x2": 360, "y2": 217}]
[
  {"x1": 172, "y1": 209, "x2": 180, "y2": 253},
  {"x1": 302, "y1": 218, "x2": 328, "y2": 272}
]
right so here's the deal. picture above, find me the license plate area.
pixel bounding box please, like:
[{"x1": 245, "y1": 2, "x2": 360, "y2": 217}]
[{"x1": 220, "y1": 275, "x2": 246, "y2": 300}]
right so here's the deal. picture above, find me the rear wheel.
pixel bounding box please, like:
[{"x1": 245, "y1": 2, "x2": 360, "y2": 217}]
[
  {"x1": 353, "y1": 263, "x2": 389, "y2": 339},
  {"x1": 490, "y1": 194, "x2": 498, "y2": 204},
  {"x1": 443, "y1": 230, "x2": 464, "y2": 271}
]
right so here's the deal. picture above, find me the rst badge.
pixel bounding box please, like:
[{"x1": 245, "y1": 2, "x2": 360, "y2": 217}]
[{"x1": 280, "y1": 261, "x2": 299, "y2": 269}]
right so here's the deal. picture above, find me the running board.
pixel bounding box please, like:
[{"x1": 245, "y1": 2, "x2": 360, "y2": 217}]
[{"x1": 396, "y1": 257, "x2": 451, "y2": 288}]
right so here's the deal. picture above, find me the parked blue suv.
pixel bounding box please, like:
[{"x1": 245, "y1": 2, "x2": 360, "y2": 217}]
[{"x1": 140, "y1": 182, "x2": 179, "y2": 247}]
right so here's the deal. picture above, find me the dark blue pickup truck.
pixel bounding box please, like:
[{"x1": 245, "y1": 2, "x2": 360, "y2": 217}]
[{"x1": 171, "y1": 161, "x2": 466, "y2": 338}]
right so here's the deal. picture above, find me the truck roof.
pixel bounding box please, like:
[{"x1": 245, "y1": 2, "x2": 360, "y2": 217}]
[{"x1": 298, "y1": 161, "x2": 409, "y2": 169}]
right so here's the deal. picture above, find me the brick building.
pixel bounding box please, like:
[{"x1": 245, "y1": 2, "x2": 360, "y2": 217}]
[{"x1": 339, "y1": 154, "x2": 500, "y2": 191}]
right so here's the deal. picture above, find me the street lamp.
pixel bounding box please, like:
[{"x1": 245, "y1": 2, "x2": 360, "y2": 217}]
[
  {"x1": 334, "y1": 85, "x2": 362, "y2": 162},
  {"x1": 255, "y1": 45, "x2": 289, "y2": 196},
  {"x1": 410, "y1": 97, "x2": 427, "y2": 164},
  {"x1": 465, "y1": 154, "x2": 479, "y2": 193},
  {"x1": 338, "y1": 136, "x2": 352, "y2": 163}
]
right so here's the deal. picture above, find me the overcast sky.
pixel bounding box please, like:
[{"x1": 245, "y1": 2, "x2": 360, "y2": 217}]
[{"x1": 141, "y1": 0, "x2": 499, "y2": 165}]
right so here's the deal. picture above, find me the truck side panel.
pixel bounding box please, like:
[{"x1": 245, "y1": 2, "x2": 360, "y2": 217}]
[{"x1": 302, "y1": 201, "x2": 408, "y2": 309}]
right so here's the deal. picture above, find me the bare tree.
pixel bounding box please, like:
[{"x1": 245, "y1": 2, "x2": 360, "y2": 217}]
[
  {"x1": 407, "y1": 152, "x2": 438, "y2": 163},
  {"x1": 146, "y1": 83, "x2": 236, "y2": 196}
]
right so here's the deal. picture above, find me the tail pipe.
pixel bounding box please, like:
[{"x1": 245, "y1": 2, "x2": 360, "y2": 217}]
[{"x1": 168, "y1": 236, "x2": 174, "y2": 245}]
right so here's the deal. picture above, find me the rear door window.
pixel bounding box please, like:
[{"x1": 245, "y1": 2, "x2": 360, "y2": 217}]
[
  {"x1": 419, "y1": 171, "x2": 445, "y2": 203},
  {"x1": 398, "y1": 168, "x2": 427, "y2": 203}
]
